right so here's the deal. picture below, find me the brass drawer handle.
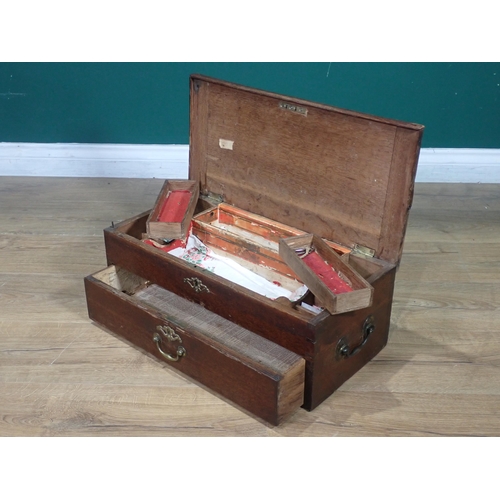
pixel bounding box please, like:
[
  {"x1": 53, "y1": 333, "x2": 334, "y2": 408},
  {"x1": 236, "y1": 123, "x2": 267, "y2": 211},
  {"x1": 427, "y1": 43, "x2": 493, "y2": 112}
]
[
  {"x1": 153, "y1": 325, "x2": 186, "y2": 362},
  {"x1": 184, "y1": 277, "x2": 210, "y2": 293}
]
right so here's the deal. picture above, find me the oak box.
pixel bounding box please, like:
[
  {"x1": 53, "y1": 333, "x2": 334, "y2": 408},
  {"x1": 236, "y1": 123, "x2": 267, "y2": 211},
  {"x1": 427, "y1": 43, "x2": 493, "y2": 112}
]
[{"x1": 84, "y1": 75, "x2": 424, "y2": 425}]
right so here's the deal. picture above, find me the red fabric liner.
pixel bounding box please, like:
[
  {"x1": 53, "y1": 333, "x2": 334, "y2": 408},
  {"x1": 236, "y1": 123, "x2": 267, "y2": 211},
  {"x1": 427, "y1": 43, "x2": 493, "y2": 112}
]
[
  {"x1": 302, "y1": 252, "x2": 353, "y2": 294},
  {"x1": 157, "y1": 190, "x2": 192, "y2": 223}
]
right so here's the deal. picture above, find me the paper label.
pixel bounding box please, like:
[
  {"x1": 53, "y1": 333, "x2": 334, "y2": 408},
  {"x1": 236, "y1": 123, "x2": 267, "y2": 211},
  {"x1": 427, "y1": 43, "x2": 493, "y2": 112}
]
[{"x1": 219, "y1": 139, "x2": 234, "y2": 150}]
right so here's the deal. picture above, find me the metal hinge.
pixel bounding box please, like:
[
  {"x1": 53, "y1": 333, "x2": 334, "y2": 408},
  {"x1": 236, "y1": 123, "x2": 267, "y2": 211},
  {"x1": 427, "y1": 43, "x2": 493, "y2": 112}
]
[
  {"x1": 352, "y1": 244, "x2": 375, "y2": 258},
  {"x1": 202, "y1": 191, "x2": 225, "y2": 205}
]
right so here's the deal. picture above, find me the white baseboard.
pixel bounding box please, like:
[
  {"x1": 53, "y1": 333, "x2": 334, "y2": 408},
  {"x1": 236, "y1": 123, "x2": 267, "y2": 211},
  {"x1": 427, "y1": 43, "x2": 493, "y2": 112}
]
[
  {"x1": 1, "y1": 143, "x2": 499, "y2": 183},
  {"x1": 416, "y1": 148, "x2": 500, "y2": 183},
  {"x1": 0, "y1": 143, "x2": 189, "y2": 179}
]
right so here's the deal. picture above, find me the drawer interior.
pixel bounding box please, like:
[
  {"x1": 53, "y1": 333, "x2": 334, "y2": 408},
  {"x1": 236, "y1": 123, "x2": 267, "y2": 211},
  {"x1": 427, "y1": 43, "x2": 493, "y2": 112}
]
[
  {"x1": 94, "y1": 265, "x2": 303, "y2": 369},
  {"x1": 87, "y1": 265, "x2": 306, "y2": 424}
]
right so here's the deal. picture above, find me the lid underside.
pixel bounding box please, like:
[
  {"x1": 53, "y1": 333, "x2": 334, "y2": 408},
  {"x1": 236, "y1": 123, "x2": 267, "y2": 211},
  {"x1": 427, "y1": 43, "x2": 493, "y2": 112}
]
[{"x1": 189, "y1": 75, "x2": 424, "y2": 265}]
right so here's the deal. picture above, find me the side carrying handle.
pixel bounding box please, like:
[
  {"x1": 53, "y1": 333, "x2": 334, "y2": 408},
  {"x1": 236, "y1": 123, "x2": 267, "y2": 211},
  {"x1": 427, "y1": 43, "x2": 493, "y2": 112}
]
[
  {"x1": 336, "y1": 315, "x2": 375, "y2": 359},
  {"x1": 153, "y1": 325, "x2": 186, "y2": 362}
]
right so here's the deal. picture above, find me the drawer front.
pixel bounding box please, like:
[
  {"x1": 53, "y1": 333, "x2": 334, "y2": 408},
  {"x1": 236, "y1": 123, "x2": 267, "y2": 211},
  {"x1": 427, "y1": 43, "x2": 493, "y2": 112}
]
[{"x1": 84, "y1": 267, "x2": 305, "y2": 426}]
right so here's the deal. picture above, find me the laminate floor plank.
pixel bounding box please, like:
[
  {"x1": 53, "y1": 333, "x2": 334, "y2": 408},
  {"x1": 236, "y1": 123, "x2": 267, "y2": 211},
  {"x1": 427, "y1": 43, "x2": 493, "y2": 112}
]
[
  {"x1": 398, "y1": 242, "x2": 500, "y2": 283},
  {"x1": 0, "y1": 177, "x2": 164, "y2": 237},
  {"x1": 0, "y1": 235, "x2": 106, "y2": 275},
  {"x1": 0, "y1": 273, "x2": 92, "y2": 323},
  {"x1": 1, "y1": 177, "x2": 499, "y2": 436},
  {"x1": 410, "y1": 183, "x2": 500, "y2": 211},
  {"x1": 270, "y1": 392, "x2": 500, "y2": 437}
]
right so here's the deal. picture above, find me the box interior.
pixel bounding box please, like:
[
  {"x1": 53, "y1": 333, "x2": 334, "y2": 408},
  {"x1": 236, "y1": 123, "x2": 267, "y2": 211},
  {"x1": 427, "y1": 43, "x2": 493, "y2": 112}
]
[
  {"x1": 152, "y1": 204, "x2": 311, "y2": 303},
  {"x1": 115, "y1": 204, "x2": 394, "y2": 316}
]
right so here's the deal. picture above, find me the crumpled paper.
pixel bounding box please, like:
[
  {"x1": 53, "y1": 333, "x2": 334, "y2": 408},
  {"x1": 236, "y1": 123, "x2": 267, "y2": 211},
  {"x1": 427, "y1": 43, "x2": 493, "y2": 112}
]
[{"x1": 168, "y1": 234, "x2": 308, "y2": 301}]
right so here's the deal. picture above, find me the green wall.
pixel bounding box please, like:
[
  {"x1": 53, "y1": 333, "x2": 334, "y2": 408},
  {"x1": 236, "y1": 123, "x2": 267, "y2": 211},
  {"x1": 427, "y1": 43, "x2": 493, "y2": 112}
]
[{"x1": 1, "y1": 62, "x2": 499, "y2": 148}]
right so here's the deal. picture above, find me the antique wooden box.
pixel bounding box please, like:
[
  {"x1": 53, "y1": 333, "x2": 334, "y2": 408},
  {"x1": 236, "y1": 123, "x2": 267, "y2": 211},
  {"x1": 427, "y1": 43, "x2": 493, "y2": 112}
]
[{"x1": 84, "y1": 75, "x2": 423, "y2": 425}]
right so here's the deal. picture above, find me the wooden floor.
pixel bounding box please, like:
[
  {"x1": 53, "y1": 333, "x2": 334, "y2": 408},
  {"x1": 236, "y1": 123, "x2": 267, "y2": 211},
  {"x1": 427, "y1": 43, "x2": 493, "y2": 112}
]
[{"x1": 1, "y1": 177, "x2": 499, "y2": 436}]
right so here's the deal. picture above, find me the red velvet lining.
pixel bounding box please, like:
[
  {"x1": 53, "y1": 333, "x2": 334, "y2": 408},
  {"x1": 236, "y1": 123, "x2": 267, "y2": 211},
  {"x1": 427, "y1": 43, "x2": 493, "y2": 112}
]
[
  {"x1": 158, "y1": 190, "x2": 192, "y2": 223},
  {"x1": 302, "y1": 252, "x2": 353, "y2": 294}
]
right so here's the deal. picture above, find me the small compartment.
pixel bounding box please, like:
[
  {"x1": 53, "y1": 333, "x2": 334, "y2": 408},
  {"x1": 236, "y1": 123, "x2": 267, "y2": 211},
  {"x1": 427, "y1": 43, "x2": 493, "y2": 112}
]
[
  {"x1": 144, "y1": 202, "x2": 312, "y2": 303},
  {"x1": 146, "y1": 179, "x2": 199, "y2": 240},
  {"x1": 183, "y1": 202, "x2": 349, "y2": 305},
  {"x1": 279, "y1": 234, "x2": 374, "y2": 314},
  {"x1": 193, "y1": 203, "x2": 351, "y2": 271},
  {"x1": 85, "y1": 265, "x2": 306, "y2": 425},
  {"x1": 189, "y1": 203, "x2": 308, "y2": 301},
  {"x1": 193, "y1": 203, "x2": 304, "y2": 275}
]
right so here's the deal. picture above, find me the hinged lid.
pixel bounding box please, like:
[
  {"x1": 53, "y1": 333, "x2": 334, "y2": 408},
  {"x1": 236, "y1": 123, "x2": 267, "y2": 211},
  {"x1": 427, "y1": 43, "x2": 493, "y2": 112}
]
[{"x1": 189, "y1": 75, "x2": 424, "y2": 265}]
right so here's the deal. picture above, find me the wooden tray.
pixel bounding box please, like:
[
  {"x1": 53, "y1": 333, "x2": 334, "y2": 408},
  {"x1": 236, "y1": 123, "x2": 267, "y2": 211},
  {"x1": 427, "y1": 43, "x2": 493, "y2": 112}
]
[
  {"x1": 146, "y1": 179, "x2": 199, "y2": 240},
  {"x1": 280, "y1": 234, "x2": 373, "y2": 314}
]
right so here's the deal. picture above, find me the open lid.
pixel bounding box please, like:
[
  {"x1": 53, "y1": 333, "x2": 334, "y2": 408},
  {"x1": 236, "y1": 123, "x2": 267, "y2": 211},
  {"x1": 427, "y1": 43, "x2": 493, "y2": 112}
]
[{"x1": 189, "y1": 75, "x2": 424, "y2": 265}]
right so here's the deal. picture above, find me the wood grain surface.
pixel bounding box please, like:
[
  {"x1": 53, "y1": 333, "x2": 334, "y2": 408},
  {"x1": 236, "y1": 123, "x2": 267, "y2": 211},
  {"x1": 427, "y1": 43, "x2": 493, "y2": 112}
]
[
  {"x1": 190, "y1": 76, "x2": 423, "y2": 265},
  {"x1": 1, "y1": 177, "x2": 499, "y2": 436}
]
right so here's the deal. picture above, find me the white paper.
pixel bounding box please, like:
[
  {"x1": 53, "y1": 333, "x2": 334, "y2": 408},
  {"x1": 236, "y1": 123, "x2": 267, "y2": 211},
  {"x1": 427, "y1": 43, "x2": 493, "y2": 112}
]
[{"x1": 169, "y1": 235, "x2": 307, "y2": 300}]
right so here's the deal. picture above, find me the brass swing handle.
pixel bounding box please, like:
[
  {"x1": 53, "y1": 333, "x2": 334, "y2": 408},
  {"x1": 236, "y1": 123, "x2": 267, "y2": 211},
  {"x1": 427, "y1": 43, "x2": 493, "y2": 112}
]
[
  {"x1": 153, "y1": 325, "x2": 186, "y2": 362},
  {"x1": 336, "y1": 316, "x2": 375, "y2": 359}
]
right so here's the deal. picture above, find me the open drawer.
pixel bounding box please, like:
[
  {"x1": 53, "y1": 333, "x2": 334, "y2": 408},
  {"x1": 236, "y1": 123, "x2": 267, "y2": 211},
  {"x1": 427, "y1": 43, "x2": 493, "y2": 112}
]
[{"x1": 84, "y1": 265, "x2": 306, "y2": 425}]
